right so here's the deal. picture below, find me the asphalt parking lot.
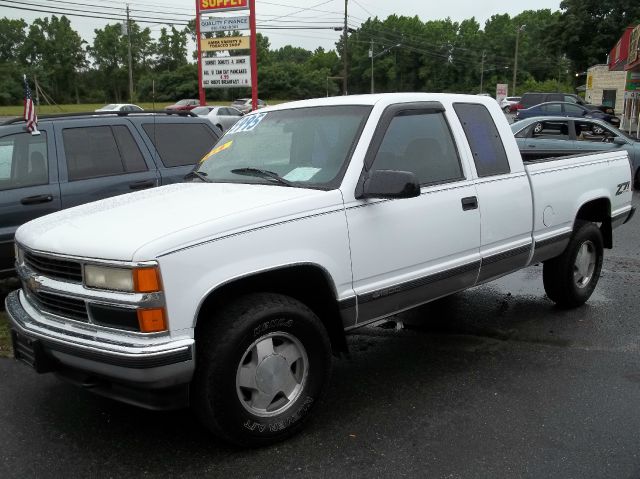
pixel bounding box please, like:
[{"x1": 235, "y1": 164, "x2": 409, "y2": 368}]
[{"x1": 0, "y1": 192, "x2": 639, "y2": 479}]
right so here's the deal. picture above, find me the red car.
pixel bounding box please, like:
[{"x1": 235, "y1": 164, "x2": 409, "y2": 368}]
[{"x1": 165, "y1": 99, "x2": 200, "y2": 111}]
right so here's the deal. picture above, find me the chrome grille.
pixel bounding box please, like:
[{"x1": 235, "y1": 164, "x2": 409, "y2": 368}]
[
  {"x1": 23, "y1": 251, "x2": 82, "y2": 283},
  {"x1": 25, "y1": 287, "x2": 88, "y2": 322}
]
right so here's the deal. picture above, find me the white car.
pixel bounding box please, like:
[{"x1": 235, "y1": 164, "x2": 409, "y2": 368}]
[
  {"x1": 192, "y1": 106, "x2": 244, "y2": 132},
  {"x1": 231, "y1": 98, "x2": 267, "y2": 114},
  {"x1": 95, "y1": 103, "x2": 144, "y2": 112},
  {"x1": 499, "y1": 96, "x2": 521, "y2": 113},
  {"x1": 7, "y1": 93, "x2": 635, "y2": 447}
]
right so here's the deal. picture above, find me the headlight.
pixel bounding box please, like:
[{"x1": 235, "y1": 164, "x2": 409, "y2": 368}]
[
  {"x1": 84, "y1": 265, "x2": 161, "y2": 293},
  {"x1": 85, "y1": 265, "x2": 134, "y2": 291}
]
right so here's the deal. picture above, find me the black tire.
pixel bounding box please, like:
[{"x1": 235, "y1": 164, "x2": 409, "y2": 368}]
[
  {"x1": 635, "y1": 167, "x2": 640, "y2": 190},
  {"x1": 542, "y1": 221, "x2": 603, "y2": 308},
  {"x1": 191, "y1": 293, "x2": 332, "y2": 447}
]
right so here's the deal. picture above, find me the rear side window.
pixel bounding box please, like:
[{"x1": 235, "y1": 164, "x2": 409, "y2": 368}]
[
  {"x1": 113, "y1": 126, "x2": 147, "y2": 173},
  {"x1": 371, "y1": 111, "x2": 463, "y2": 185},
  {"x1": 454, "y1": 103, "x2": 510, "y2": 177},
  {"x1": 142, "y1": 123, "x2": 219, "y2": 167},
  {"x1": 63, "y1": 126, "x2": 148, "y2": 181},
  {"x1": 541, "y1": 103, "x2": 562, "y2": 113},
  {"x1": 0, "y1": 132, "x2": 48, "y2": 191}
]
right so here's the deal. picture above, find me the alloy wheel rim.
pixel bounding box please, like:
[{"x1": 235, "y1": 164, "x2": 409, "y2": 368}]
[
  {"x1": 573, "y1": 240, "x2": 597, "y2": 288},
  {"x1": 236, "y1": 331, "x2": 308, "y2": 417}
]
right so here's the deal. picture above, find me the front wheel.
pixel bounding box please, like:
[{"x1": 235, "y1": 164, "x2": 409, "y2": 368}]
[
  {"x1": 191, "y1": 293, "x2": 332, "y2": 446},
  {"x1": 542, "y1": 221, "x2": 603, "y2": 308}
]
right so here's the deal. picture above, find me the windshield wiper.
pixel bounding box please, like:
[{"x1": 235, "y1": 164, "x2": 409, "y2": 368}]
[
  {"x1": 184, "y1": 170, "x2": 211, "y2": 182},
  {"x1": 230, "y1": 167, "x2": 295, "y2": 187}
]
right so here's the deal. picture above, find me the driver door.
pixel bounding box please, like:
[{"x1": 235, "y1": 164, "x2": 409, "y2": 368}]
[{"x1": 345, "y1": 104, "x2": 481, "y2": 325}]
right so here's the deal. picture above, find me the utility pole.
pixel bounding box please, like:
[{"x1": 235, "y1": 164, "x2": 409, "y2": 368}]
[
  {"x1": 370, "y1": 39, "x2": 374, "y2": 94},
  {"x1": 512, "y1": 25, "x2": 525, "y2": 96},
  {"x1": 480, "y1": 50, "x2": 486, "y2": 93},
  {"x1": 343, "y1": 0, "x2": 348, "y2": 95},
  {"x1": 126, "y1": 4, "x2": 134, "y2": 103}
]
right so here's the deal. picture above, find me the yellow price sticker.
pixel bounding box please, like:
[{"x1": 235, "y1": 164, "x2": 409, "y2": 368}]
[{"x1": 200, "y1": 140, "x2": 233, "y2": 163}]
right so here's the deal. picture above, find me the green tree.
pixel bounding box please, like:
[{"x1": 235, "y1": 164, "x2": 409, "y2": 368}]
[
  {"x1": 559, "y1": 0, "x2": 640, "y2": 71},
  {"x1": 21, "y1": 16, "x2": 86, "y2": 102},
  {"x1": 155, "y1": 26, "x2": 188, "y2": 71}
]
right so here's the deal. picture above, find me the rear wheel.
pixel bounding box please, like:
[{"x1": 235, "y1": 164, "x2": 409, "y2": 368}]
[
  {"x1": 191, "y1": 293, "x2": 332, "y2": 446},
  {"x1": 543, "y1": 221, "x2": 603, "y2": 308}
]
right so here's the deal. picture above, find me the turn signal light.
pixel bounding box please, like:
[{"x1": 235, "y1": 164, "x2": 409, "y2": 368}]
[
  {"x1": 133, "y1": 267, "x2": 162, "y2": 293},
  {"x1": 137, "y1": 308, "x2": 167, "y2": 333}
]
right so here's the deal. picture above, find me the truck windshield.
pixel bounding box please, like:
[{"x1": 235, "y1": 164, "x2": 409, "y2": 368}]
[{"x1": 195, "y1": 105, "x2": 371, "y2": 189}]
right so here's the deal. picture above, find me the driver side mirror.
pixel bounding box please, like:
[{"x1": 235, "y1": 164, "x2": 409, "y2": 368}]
[
  {"x1": 357, "y1": 170, "x2": 421, "y2": 200},
  {"x1": 613, "y1": 137, "x2": 627, "y2": 146}
]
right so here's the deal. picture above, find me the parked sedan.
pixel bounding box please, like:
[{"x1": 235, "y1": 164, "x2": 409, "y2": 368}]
[
  {"x1": 165, "y1": 99, "x2": 200, "y2": 111},
  {"x1": 192, "y1": 106, "x2": 244, "y2": 132},
  {"x1": 499, "y1": 96, "x2": 521, "y2": 113},
  {"x1": 514, "y1": 101, "x2": 621, "y2": 128},
  {"x1": 95, "y1": 103, "x2": 143, "y2": 112},
  {"x1": 511, "y1": 116, "x2": 639, "y2": 186},
  {"x1": 231, "y1": 98, "x2": 267, "y2": 114}
]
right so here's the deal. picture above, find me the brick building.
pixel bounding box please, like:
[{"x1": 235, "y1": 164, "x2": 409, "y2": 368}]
[{"x1": 585, "y1": 64, "x2": 626, "y2": 114}]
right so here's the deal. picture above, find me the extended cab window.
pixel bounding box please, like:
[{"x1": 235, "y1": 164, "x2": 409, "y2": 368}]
[
  {"x1": 371, "y1": 111, "x2": 463, "y2": 185},
  {"x1": 454, "y1": 103, "x2": 510, "y2": 177},
  {"x1": 142, "y1": 123, "x2": 219, "y2": 167},
  {"x1": 63, "y1": 126, "x2": 147, "y2": 181},
  {"x1": 0, "y1": 132, "x2": 48, "y2": 191}
]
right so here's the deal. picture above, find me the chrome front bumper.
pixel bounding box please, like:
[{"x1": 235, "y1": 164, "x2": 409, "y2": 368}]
[{"x1": 5, "y1": 290, "x2": 195, "y2": 409}]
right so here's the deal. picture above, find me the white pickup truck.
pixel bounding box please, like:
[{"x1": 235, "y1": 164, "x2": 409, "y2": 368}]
[{"x1": 6, "y1": 93, "x2": 636, "y2": 446}]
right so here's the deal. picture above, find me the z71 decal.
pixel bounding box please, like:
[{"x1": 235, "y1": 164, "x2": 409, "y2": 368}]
[{"x1": 616, "y1": 182, "x2": 630, "y2": 196}]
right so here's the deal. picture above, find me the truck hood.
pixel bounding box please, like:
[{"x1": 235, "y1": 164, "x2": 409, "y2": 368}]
[{"x1": 15, "y1": 183, "x2": 343, "y2": 261}]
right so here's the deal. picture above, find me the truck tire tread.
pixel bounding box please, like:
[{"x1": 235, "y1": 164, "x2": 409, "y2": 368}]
[{"x1": 542, "y1": 220, "x2": 603, "y2": 308}]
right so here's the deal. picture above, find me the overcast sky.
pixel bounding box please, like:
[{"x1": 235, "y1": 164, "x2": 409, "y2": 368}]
[{"x1": 0, "y1": 0, "x2": 563, "y2": 51}]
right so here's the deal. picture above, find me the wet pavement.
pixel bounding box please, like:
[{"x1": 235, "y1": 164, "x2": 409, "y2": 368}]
[{"x1": 0, "y1": 193, "x2": 639, "y2": 478}]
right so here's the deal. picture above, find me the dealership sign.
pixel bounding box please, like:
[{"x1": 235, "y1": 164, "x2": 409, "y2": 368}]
[
  {"x1": 200, "y1": 36, "x2": 250, "y2": 51},
  {"x1": 202, "y1": 56, "x2": 251, "y2": 88},
  {"x1": 200, "y1": 15, "x2": 249, "y2": 33},
  {"x1": 200, "y1": 0, "x2": 248, "y2": 11},
  {"x1": 495, "y1": 83, "x2": 508, "y2": 103}
]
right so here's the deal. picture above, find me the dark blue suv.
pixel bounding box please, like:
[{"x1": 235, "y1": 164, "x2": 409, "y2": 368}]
[{"x1": 0, "y1": 111, "x2": 220, "y2": 277}]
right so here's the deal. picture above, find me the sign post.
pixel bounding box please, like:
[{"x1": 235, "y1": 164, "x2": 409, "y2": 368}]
[
  {"x1": 196, "y1": 0, "x2": 205, "y2": 105},
  {"x1": 250, "y1": 0, "x2": 258, "y2": 111}
]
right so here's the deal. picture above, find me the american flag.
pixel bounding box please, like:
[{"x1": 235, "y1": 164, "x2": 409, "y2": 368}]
[{"x1": 23, "y1": 75, "x2": 38, "y2": 133}]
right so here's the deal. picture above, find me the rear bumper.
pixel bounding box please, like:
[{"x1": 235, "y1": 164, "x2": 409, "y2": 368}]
[{"x1": 5, "y1": 290, "x2": 194, "y2": 410}]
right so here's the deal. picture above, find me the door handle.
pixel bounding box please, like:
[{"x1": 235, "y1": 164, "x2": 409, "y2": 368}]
[
  {"x1": 526, "y1": 144, "x2": 536, "y2": 148},
  {"x1": 129, "y1": 180, "x2": 156, "y2": 190},
  {"x1": 461, "y1": 196, "x2": 478, "y2": 211},
  {"x1": 20, "y1": 194, "x2": 53, "y2": 205}
]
